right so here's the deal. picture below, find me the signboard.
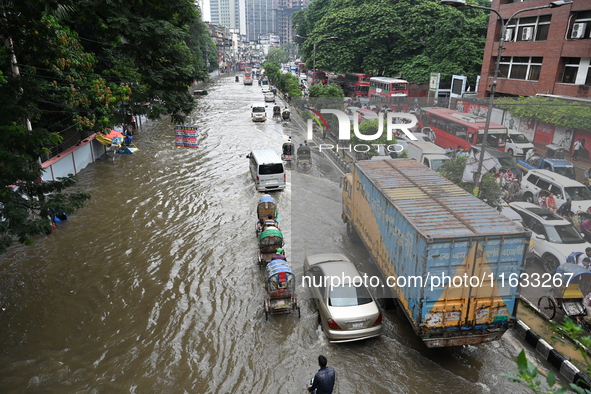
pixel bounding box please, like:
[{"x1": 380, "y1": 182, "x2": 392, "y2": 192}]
[
  {"x1": 429, "y1": 73, "x2": 440, "y2": 92},
  {"x1": 175, "y1": 125, "x2": 199, "y2": 148}
]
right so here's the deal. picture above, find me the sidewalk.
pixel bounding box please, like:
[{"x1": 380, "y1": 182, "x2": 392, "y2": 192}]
[{"x1": 532, "y1": 142, "x2": 591, "y2": 183}]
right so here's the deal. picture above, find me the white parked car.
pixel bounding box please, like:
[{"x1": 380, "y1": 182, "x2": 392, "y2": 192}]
[
  {"x1": 520, "y1": 170, "x2": 591, "y2": 214},
  {"x1": 505, "y1": 132, "x2": 534, "y2": 157},
  {"x1": 510, "y1": 202, "x2": 591, "y2": 272}
]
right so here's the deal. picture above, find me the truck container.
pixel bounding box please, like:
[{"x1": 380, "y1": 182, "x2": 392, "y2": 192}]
[
  {"x1": 406, "y1": 141, "x2": 450, "y2": 171},
  {"x1": 341, "y1": 159, "x2": 530, "y2": 348}
]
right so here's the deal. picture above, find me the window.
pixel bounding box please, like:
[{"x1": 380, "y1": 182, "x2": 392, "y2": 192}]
[
  {"x1": 505, "y1": 15, "x2": 551, "y2": 42},
  {"x1": 530, "y1": 219, "x2": 545, "y2": 235},
  {"x1": 562, "y1": 58, "x2": 591, "y2": 84},
  {"x1": 498, "y1": 56, "x2": 542, "y2": 80}
]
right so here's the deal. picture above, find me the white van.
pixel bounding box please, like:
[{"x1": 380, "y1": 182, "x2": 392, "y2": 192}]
[
  {"x1": 505, "y1": 132, "x2": 534, "y2": 157},
  {"x1": 246, "y1": 150, "x2": 286, "y2": 191},
  {"x1": 251, "y1": 103, "x2": 267, "y2": 122}
]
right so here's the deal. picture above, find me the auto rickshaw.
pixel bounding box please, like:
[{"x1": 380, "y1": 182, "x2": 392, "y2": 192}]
[
  {"x1": 296, "y1": 145, "x2": 312, "y2": 169},
  {"x1": 263, "y1": 259, "x2": 300, "y2": 320},
  {"x1": 537, "y1": 263, "x2": 591, "y2": 327},
  {"x1": 282, "y1": 141, "x2": 295, "y2": 163},
  {"x1": 282, "y1": 108, "x2": 290, "y2": 122},
  {"x1": 255, "y1": 194, "x2": 279, "y2": 235},
  {"x1": 258, "y1": 226, "x2": 284, "y2": 267}
]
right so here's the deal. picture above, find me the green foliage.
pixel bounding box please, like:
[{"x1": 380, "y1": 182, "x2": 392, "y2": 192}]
[
  {"x1": 438, "y1": 156, "x2": 504, "y2": 210},
  {"x1": 501, "y1": 350, "x2": 568, "y2": 394},
  {"x1": 496, "y1": 97, "x2": 591, "y2": 130},
  {"x1": 292, "y1": 0, "x2": 487, "y2": 83},
  {"x1": 266, "y1": 47, "x2": 289, "y2": 64},
  {"x1": 0, "y1": 0, "x2": 213, "y2": 252},
  {"x1": 308, "y1": 83, "x2": 344, "y2": 98},
  {"x1": 263, "y1": 61, "x2": 302, "y2": 98}
]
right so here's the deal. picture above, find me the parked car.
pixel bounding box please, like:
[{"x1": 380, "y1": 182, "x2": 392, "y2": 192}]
[
  {"x1": 520, "y1": 169, "x2": 591, "y2": 213},
  {"x1": 505, "y1": 132, "x2": 534, "y2": 157},
  {"x1": 303, "y1": 253, "x2": 382, "y2": 343},
  {"x1": 509, "y1": 202, "x2": 591, "y2": 272}
]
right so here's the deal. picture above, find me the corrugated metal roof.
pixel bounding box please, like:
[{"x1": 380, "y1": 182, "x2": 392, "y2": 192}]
[{"x1": 356, "y1": 159, "x2": 526, "y2": 238}]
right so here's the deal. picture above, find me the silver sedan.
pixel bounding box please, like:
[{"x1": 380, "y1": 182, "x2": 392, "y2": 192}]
[{"x1": 303, "y1": 253, "x2": 382, "y2": 343}]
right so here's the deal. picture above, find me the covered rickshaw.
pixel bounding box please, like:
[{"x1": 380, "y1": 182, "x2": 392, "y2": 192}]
[
  {"x1": 296, "y1": 145, "x2": 312, "y2": 168},
  {"x1": 263, "y1": 259, "x2": 300, "y2": 320},
  {"x1": 255, "y1": 194, "x2": 279, "y2": 235},
  {"x1": 282, "y1": 142, "x2": 295, "y2": 162},
  {"x1": 258, "y1": 227, "x2": 284, "y2": 266},
  {"x1": 537, "y1": 263, "x2": 591, "y2": 327},
  {"x1": 282, "y1": 108, "x2": 290, "y2": 122}
]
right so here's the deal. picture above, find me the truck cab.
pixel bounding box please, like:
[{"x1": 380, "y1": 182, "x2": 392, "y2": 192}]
[
  {"x1": 516, "y1": 144, "x2": 575, "y2": 179},
  {"x1": 407, "y1": 141, "x2": 450, "y2": 171}
]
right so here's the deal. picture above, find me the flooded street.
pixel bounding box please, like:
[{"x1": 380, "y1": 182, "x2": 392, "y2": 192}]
[{"x1": 0, "y1": 74, "x2": 558, "y2": 393}]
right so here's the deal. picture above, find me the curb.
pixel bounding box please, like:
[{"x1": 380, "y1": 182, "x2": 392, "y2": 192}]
[{"x1": 516, "y1": 298, "x2": 591, "y2": 389}]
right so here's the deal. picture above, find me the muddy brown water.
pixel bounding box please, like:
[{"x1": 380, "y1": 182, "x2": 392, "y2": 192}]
[{"x1": 0, "y1": 74, "x2": 566, "y2": 393}]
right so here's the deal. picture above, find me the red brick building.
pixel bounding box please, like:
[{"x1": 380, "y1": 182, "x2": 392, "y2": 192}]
[{"x1": 478, "y1": 0, "x2": 591, "y2": 99}]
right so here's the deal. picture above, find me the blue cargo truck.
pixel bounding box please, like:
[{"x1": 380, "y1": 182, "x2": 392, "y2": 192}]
[{"x1": 341, "y1": 159, "x2": 530, "y2": 348}]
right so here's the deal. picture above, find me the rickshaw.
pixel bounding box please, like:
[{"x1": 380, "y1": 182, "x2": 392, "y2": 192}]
[
  {"x1": 258, "y1": 226, "x2": 284, "y2": 267},
  {"x1": 282, "y1": 141, "x2": 295, "y2": 163},
  {"x1": 255, "y1": 194, "x2": 279, "y2": 235},
  {"x1": 537, "y1": 263, "x2": 591, "y2": 327},
  {"x1": 273, "y1": 105, "x2": 281, "y2": 119},
  {"x1": 296, "y1": 145, "x2": 312, "y2": 168},
  {"x1": 263, "y1": 259, "x2": 300, "y2": 320},
  {"x1": 282, "y1": 108, "x2": 290, "y2": 122}
]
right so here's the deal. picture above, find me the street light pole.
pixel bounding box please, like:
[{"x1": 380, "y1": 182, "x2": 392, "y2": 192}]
[{"x1": 441, "y1": 0, "x2": 572, "y2": 196}]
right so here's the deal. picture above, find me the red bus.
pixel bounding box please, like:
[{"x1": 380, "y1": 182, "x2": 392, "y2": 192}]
[
  {"x1": 328, "y1": 73, "x2": 346, "y2": 89},
  {"x1": 369, "y1": 77, "x2": 410, "y2": 111},
  {"x1": 238, "y1": 62, "x2": 246, "y2": 71},
  {"x1": 307, "y1": 70, "x2": 328, "y2": 85},
  {"x1": 344, "y1": 73, "x2": 372, "y2": 97},
  {"x1": 419, "y1": 108, "x2": 508, "y2": 151}
]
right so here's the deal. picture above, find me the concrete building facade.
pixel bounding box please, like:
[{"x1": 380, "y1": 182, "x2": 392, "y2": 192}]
[{"x1": 478, "y1": 0, "x2": 591, "y2": 99}]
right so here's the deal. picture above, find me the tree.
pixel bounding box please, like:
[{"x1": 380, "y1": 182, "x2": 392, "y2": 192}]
[
  {"x1": 292, "y1": 0, "x2": 487, "y2": 83},
  {"x1": 438, "y1": 157, "x2": 505, "y2": 210},
  {"x1": 308, "y1": 83, "x2": 344, "y2": 98},
  {"x1": 266, "y1": 47, "x2": 289, "y2": 64}
]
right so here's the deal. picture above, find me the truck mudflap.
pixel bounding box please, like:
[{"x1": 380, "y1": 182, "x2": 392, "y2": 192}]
[{"x1": 421, "y1": 325, "x2": 513, "y2": 348}]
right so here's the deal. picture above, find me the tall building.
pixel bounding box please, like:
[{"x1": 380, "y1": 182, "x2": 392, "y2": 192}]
[
  {"x1": 209, "y1": 0, "x2": 245, "y2": 34},
  {"x1": 275, "y1": 0, "x2": 307, "y2": 44},
  {"x1": 478, "y1": 0, "x2": 590, "y2": 99},
  {"x1": 245, "y1": 0, "x2": 276, "y2": 42}
]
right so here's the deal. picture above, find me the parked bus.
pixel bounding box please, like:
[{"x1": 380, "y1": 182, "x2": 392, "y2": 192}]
[
  {"x1": 369, "y1": 77, "x2": 410, "y2": 110},
  {"x1": 307, "y1": 70, "x2": 328, "y2": 85},
  {"x1": 344, "y1": 73, "x2": 372, "y2": 97},
  {"x1": 419, "y1": 108, "x2": 508, "y2": 151}
]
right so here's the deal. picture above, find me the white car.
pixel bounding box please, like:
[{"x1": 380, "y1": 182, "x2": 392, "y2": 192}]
[
  {"x1": 263, "y1": 92, "x2": 275, "y2": 102},
  {"x1": 304, "y1": 253, "x2": 382, "y2": 343},
  {"x1": 509, "y1": 202, "x2": 591, "y2": 272},
  {"x1": 520, "y1": 169, "x2": 591, "y2": 214},
  {"x1": 505, "y1": 132, "x2": 534, "y2": 157}
]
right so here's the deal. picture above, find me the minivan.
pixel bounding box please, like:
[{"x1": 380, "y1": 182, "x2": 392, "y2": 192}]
[
  {"x1": 251, "y1": 103, "x2": 267, "y2": 122},
  {"x1": 520, "y1": 169, "x2": 591, "y2": 213},
  {"x1": 246, "y1": 150, "x2": 286, "y2": 192},
  {"x1": 505, "y1": 132, "x2": 534, "y2": 157}
]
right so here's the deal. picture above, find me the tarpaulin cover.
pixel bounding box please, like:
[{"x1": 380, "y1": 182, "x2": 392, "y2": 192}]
[
  {"x1": 259, "y1": 194, "x2": 275, "y2": 204},
  {"x1": 259, "y1": 228, "x2": 283, "y2": 240}
]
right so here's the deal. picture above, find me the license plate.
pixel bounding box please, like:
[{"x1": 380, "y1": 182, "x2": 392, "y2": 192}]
[{"x1": 351, "y1": 322, "x2": 364, "y2": 329}]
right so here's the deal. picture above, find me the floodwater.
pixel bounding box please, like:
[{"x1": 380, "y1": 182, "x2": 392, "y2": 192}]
[{"x1": 0, "y1": 73, "x2": 565, "y2": 393}]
